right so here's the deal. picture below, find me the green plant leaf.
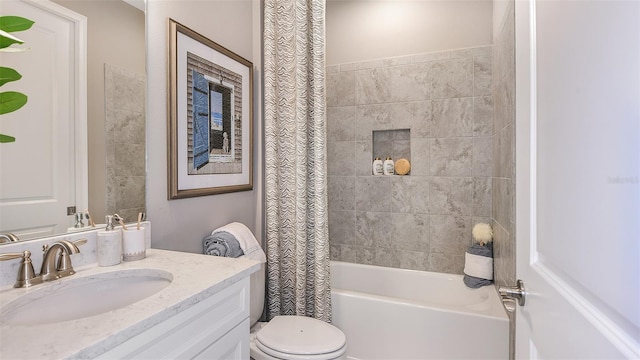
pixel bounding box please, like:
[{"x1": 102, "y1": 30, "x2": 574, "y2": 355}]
[
  {"x1": 0, "y1": 16, "x2": 35, "y2": 33},
  {"x1": 0, "y1": 91, "x2": 27, "y2": 114},
  {"x1": 0, "y1": 133, "x2": 16, "y2": 143},
  {"x1": 0, "y1": 33, "x2": 23, "y2": 49},
  {"x1": 0, "y1": 67, "x2": 22, "y2": 87}
]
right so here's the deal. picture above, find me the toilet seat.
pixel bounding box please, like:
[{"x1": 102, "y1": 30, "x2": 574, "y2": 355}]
[{"x1": 255, "y1": 316, "x2": 346, "y2": 360}]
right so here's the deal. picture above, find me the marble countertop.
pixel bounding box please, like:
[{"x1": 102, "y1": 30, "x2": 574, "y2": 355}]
[{"x1": 0, "y1": 249, "x2": 261, "y2": 359}]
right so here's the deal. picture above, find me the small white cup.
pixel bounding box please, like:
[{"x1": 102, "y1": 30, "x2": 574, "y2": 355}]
[{"x1": 122, "y1": 227, "x2": 146, "y2": 261}]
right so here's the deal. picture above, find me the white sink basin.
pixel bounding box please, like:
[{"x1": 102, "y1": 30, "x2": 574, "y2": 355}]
[{"x1": 1, "y1": 269, "x2": 173, "y2": 326}]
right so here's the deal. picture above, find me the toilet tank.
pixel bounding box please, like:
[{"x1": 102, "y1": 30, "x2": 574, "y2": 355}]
[{"x1": 250, "y1": 263, "x2": 265, "y2": 326}]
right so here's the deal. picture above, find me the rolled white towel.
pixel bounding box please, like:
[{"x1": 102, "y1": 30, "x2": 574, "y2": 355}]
[
  {"x1": 464, "y1": 252, "x2": 494, "y2": 280},
  {"x1": 212, "y1": 222, "x2": 266, "y2": 263}
]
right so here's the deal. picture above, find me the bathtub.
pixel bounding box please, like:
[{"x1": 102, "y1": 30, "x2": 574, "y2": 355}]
[{"x1": 330, "y1": 261, "x2": 509, "y2": 360}]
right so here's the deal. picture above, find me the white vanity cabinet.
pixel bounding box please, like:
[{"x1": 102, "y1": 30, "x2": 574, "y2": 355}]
[
  {"x1": 0, "y1": 247, "x2": 260, "y2": 360},
  {"x1": 97, "y1": 277, "x2": 250, "y2": 359}
]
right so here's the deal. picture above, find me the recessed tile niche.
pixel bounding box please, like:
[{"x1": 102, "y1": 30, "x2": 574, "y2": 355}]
[{"x1": 372, "y1": 129, "x2": 411, "y2": 173}]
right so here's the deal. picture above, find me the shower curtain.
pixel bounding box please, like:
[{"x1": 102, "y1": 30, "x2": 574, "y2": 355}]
[{"x1": 263, "y1": 0, "x2": 331, "y2": 322}]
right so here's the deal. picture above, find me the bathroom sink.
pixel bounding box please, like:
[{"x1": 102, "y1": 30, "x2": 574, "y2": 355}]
[{"x1": 1, "y1": 269, "x2": 173, "y2": 326}]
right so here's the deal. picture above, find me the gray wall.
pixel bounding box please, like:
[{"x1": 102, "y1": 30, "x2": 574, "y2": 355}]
[
  {"x1": 326, "y1": 0, "x2": 493, "y2": 64},
  {"x1": 146, "y1": 0, "x2": 263, "y2": 253},
  {"x1": 327, "y1": 45, "x2": 494, "y2": 274}
]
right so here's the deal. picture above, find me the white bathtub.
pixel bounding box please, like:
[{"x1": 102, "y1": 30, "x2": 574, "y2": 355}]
[{"x1": 330, "y1": 261, "x2": 509, "y2": 360}]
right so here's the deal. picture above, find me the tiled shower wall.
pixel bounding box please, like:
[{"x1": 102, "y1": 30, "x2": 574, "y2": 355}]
[
  {"x1": 492, "y1": 0, "x2": 516, "y2": 291},
  {"x1": 491, "y1": 2, "x2": 516, "y2": 358},
  {"x1": 327, "y1": 45, "x2": 493, "y2": 274},
  {"x1": 105, "y1": 64, "x2": 146, "y2": 223}
]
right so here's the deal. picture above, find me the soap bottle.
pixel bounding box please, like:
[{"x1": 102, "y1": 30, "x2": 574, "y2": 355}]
[
  {"x1": 372, "y1": 157, "x2": 384, "y2": 175},
  {"x1": 383, "y1": 157, "x2": 395, "y2": 175},
  {"x1": 96, "y1": 215, "x2": 122, "y2": 266}
]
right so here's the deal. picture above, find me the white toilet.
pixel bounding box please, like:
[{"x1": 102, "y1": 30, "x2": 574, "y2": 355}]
[{"x1": 249, "y1": 264, "x2": 347, "y2": 360}]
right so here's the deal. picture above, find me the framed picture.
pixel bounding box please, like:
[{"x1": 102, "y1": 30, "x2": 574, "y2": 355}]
[{"x1": 168, "y1": 19, "x2": 253, "y2": 199}]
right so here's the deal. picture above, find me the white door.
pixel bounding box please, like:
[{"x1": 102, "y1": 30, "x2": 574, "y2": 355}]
[
  {"x1": 515, "y1": 0, "x2": 639, "y2": 358},
  {"x1": 0, "y1": 0, "x2": 87, "y2": 240}
]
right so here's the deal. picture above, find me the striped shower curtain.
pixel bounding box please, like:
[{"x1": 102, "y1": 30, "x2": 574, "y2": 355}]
[{"x1": 263, "y1": 0, "x2": 331, "y2": 322}]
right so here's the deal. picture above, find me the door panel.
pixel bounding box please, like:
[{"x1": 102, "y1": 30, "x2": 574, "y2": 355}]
[
  {"x1": 515, "y1": 0, "x2": 640, "y2": 357},
  {"x1": 0, "y1": 0, "x2": 86, "y2": 240}
]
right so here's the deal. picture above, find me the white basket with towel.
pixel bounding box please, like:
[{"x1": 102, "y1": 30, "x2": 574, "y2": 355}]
[
  {"x1": 203, "y1": 222, "x2": 266, "y2": 263},
  {"x1": 463, "y1": 223, "x2": 494, "y2": 288}
]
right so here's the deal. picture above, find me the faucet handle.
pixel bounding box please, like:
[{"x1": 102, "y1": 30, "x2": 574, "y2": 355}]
[
  {"x1": 72, "y1": 238, "x2": 87, "y2": 248},
  {"x1": 56, "y1": 239, "x2": 86, "y2": 277},
  {"x1": 0, "y1": 250, "x2": 43, "y2": 288}
]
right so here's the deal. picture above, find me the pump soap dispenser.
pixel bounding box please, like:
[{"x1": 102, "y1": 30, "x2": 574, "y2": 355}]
[
  {"x1": 96, "y1": 215, "x2": 122, "y2": 266},
  {"x1": 383, "y1": 157, "x2": 395, "y2": 175}
]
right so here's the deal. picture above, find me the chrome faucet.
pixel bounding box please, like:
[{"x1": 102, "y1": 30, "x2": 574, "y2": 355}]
[
  {"x1": 0, "y1": 239, "x2": 87, "y2": 287},
  {"x1": 40, "y1": 239, "x2": 86, "y2": 281},
  {"x1": 0, "y1": 250, "x2": 43, "y2": 288},
  {"x1": 0, "y1": 233, "x2": 20, "y2": 243}
]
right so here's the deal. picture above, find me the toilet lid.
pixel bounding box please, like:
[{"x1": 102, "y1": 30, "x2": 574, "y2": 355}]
[{"x1": 256, "y1": 315, "x2": 346, "y2": 359}]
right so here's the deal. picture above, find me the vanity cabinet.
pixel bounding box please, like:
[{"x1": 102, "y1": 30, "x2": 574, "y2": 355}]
[{"x1": 97, "y1": 277, "x2": 250, "y2": 359}]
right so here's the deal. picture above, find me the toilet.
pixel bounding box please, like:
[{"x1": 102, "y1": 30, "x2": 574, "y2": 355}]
[{"x1": 249, "y1": 264, "x2": 347, "y2": 360}]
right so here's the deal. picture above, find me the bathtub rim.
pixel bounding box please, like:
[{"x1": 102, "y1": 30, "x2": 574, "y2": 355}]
[{"x1": 330, "y1": 260, "x2": 509, "y2": 321}]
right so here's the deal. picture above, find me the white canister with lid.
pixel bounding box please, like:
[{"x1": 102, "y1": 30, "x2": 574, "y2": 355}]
[{"x1": 96, "y1": 215, "x2": 122, "y2": 266}]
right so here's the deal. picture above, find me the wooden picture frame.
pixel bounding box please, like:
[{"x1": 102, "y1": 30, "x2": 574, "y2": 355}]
[{"x1": 168, "y1": 19, "x2": 253, "y2": 199}]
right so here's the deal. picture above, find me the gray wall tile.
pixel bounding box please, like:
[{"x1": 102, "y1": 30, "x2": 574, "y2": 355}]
[
  {"x1": 327, "y1": 106, "x2": 356, "y2": 141},
  {"x1": 430, "y1": 58, "x2": 473, "y2": 99},
  {"x1": 391, "y1": 212, "x2": 430, "y2": 252},
  {"x1": 329, "y1": 210, "x2": 356, "y2": 245},
  {"x1": 356, "y1": 141, "x2": 374, "y2": 176},
  {"x1": 410, "y1": 138, "x2": 431, "y2": 176},
  {"x1": 431, "y1": 98, "x2": 474, "y2": 137},
  {"x1": 371, "y1": 247, "x2": 400, "y2": 268},
  {"x1": 357, "y1": 247, "x2": 376, "y2": 265},
  {"x1": 450, "y1": 46, "x2": 492, "y2": 59},
  {"x1": 390, "y1": 176, "x2": 430, "y2": 213},
  {"x1": 105, "y1": 65, "x2": 145, "y2": 218},
  {"x1": 493, "y1": 124, "x2": 514, "y2": 178},
  {"x1": 473, "y1": 136, "x2": 494, "y2": 177},
  {"x1": 428, "y1": 177, "x2": 474, "y2": 216},
  {"x1": 411, "y1": 101, "x2": 432, "y2": 138},
  {"x1": 473, "y1": 55, "x2": 492, "y2": 96},
  {"x1": 473, "y1": 96, "x2": 494, "y2": 136},
  {"x1": 430, "y1": 215, "x2": 472, "y2": 255},
  {"x1": 331, "y1": 244, "x2": 358, "y2": 263},
  {"x1": 398, "y1": 250, "x2": 430, "y2": 271},
  {"x1": 430, "y1": 138, "x2": 473, "y2": 176},
  {"x1": 356, "y1": 63, "x2": 432, "y2": 104},
  {"x1": 327, "y1": 70, "x2": 355, "y2": 107},
  {"x1": 328, "y1": 176, "x2": 355, "y2": 211},
  {"x1": 429, "y1": 252, "x2": 465, "y2": 274},
  {"x1": 473, "y1": 177, "x2": 493, "y2": 217},
  {"x1": 327, "y1": 141, "x2": 355, "y2": 176},
  {"x1": 492, "y1": 4, "x2": 516, "y2": 353},
  {"x1": 355, "y1": 177, "x2": 391, "y2": 212},
  {"x1": 492, "y1": 177, "x2": 513, "y2": 234}
]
